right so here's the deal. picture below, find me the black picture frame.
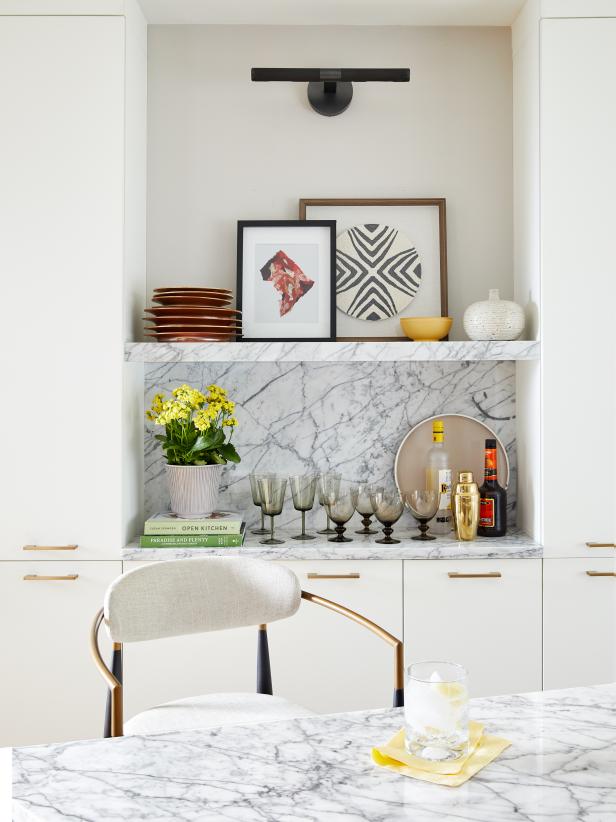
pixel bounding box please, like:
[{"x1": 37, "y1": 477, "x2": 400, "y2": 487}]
[{"x1": 236, "y1": 220, "x2": 337, "y2": 342}]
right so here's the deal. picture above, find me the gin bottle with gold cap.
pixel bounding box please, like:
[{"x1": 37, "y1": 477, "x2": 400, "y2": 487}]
[{"x1": 425, "y1": 419, "x2": 453, "y2": 534}]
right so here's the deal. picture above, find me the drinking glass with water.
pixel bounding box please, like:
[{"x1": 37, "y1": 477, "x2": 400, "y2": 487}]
[{"x1": 404, "y1": 661, "x2": 469, "y2": 761}]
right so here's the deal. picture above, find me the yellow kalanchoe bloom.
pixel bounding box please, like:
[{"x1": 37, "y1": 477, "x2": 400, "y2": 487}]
[
  {"x1": 194, "y1": 405, "x2": 219, "y2": 431},
  {"x1": 173, "y1": 384, "x2": 206, "y2": 409},
  {"x1": 155, "y1": 399, "x2": 191, "y2": 426},
  {"x1": 152, "y1": 393, "x2": 165, "y2": 413},
  {"x1": 145, "y1": 392, "x2": 166, "y2": 420},
  {"x1": 224, "y1": 417, "x2": 238, "y2": 427},
  {"x1": 206, "y1": 384, "x2": 228, "y2": 404}
]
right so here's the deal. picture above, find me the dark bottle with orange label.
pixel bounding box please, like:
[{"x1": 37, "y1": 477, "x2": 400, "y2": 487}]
[{"x1": 477, "y1": 438, "x2": 507, "y2": 537}]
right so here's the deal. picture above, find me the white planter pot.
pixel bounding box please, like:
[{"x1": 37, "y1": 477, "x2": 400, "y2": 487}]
[
  {"x1": 165, "y1": 463, "x2": 224, "y2": 518},
  {"x1": 463, "y1": 289, "x2": 525, "y2": 341}
]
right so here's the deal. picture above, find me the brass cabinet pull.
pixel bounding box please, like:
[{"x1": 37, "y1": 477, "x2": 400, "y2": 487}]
[
  {"x1": 586, "y1": 571, "x2": 616, "y2": 577},
  {"x1": 23, "y1": 574, "x2": 79, "y2": 581},
  {"x1": 306, "y1": 572, "x2": 360, "y2": 580},
  {"x1": 586, "y1": 542, "x2": 616, "y2": 548},
  {"x1": 22, "y1": 544, "x2": 78, "y2": 552},
  {"x1": 448, "y1": 571, "x2": 502, "y2": 579}
]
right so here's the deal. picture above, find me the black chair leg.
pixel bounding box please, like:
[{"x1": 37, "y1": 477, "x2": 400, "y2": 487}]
[
  {"x1": 257, "y1": 624, "x2": 273, "y2": 695},
  {"x1": 393, "y1": 687, "x2": 404, "y2": 708},
  {"x1": 103, "y1": 644, "x2": 123, "y2": 738}
]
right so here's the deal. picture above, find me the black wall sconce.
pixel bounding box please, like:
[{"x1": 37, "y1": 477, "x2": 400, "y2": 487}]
[{"x1": 251, "y1": 68, "x2": 410, "y2": 117}]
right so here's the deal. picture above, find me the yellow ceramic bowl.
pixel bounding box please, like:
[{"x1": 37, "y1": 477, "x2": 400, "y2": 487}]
[{"x1": 400, "y1": 316, "x2": 453, "y2": 341}]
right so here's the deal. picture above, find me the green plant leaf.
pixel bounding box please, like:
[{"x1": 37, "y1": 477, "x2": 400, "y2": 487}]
[
  {"x1": 190, "y1": 428, "x2": 225, "y2": 453},
  {"x1": 218, "y1": 442, "x2": 241, "y2": 463}
]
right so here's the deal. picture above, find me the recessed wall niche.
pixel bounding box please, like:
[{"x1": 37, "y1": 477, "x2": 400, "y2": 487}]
[
  {"x1": 144, "y1": 360, "x2": 517, "y2": 529},
  {"x1": 146, "y1": 24, "x2": 513, "y2": 340}
]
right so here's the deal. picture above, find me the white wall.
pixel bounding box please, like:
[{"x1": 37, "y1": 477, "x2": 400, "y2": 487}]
[{"x1": 146, "y1": 25, "x2": 513, "y2": 340}]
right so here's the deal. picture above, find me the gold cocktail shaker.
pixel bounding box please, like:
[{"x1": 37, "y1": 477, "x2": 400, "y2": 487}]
[{"x1": 453, "y1": 471, "x2": 480, "y2": 541}]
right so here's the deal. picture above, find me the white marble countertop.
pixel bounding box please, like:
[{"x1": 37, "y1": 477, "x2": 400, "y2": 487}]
[
  {"x1": 12, "y1": 684, "x2": 616, "y2": 821},
  {"x1": 125, "y1": 339, "x2": 541, "y2": 363},
  {"x1": 124, "y1": 527, "x2": 542, "y2": 561}
]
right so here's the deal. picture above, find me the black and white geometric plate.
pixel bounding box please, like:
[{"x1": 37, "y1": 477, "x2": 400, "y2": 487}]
[{"x1": 335, "y1": 223, "x2": 422, "y2": 320}]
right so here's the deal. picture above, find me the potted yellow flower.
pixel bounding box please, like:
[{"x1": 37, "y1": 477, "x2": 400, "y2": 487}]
[{"x1": 146, "y1": 383, "x2": 240, "y2": 518}]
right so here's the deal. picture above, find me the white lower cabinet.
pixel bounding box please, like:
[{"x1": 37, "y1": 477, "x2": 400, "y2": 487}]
[
  {"x1": 0, "y1": 561, "x2": 121, "y2": 747},
  {"x1": 268, "y1": 560, "x2": 403, "y2": 713},
  {"x1": 543, "y1": 558, "x2": 616, "y2": 690},
  {"x1": 122, "y1": 560, "x2": 403, "y2": 720},
  {"x1": 404, "y1": 559, "x2": 542, "y2": 698}
]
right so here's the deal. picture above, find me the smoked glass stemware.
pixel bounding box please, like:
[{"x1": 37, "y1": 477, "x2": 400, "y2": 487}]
[
  {"x1": 257, "y1": 476, "x2": 287, "y2": 545},
  {"x1": 289, "y1": 474, "x2": 317, "y2": 540},
  {"x1": 324, "y1": 483, "x2": 358, "y2": 543},
  {"x1": 355, "y1": 482, "x2": 382, "y2": 534},
  {"x1": 249, "y1": 472, "x2": 270, "y2": 535},
  {"x1": 317, "y1": 472, "x2": 341, "y2": 534},
  {"x1": 405, "y1": 489, "x2": 439, "y2": 541},
  {"x1": 370, "y1": 487, "x2": 405, "y2": 544}
]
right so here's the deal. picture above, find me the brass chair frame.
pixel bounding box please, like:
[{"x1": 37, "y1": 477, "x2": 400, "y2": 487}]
[{"x1": 91, "y1": 589, "x2": 404, "y2": 738}]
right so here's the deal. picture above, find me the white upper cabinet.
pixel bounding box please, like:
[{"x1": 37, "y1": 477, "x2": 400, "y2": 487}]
[
  {"x1": 0, "y1": 15, "x2": 140, "y2": 559},
  {"x1": 540, "y1": 18, "x2": 616, "y2": 558}
]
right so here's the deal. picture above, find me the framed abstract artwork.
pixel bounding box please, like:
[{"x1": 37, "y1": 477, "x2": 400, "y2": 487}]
[
  {"x1": 299, "y1": 198, "x2": 448, "y2": 340},
  {"x1": 236, "y1": 220, "x2": 337, "y2": 341}
]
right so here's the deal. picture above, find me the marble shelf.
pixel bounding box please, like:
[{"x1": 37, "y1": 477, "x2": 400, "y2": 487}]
[
  {"x1": 125, "y1": 339, "x2": 540, "y2": 364},
  {"x1": 123, "y1": 528, "x2": 542, "y2": 561}
]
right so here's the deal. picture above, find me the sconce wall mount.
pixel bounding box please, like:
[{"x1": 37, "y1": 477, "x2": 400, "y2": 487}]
[{"x1": 251, "y1": 68, "x2": 410, "y2": 117}]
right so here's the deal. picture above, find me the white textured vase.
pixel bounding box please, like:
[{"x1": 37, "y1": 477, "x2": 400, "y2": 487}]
[
  {"x1": 463, "y1": 289, "x2": 525, "y2": 341},
  {"x1": 165, "y1": 464, "x2": 224, "y2": 518}
]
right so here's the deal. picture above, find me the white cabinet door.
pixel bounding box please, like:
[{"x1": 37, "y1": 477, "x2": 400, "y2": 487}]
[
  {"x1": 122, "y1": 560, "x2": 403, "y2": 720},
  {"x1": 541, "y1": 19, "x2": 616, "y2": 558},
  {"x1": 0, "y1": 561, "x2": 121, "y2": 747},
  {"x1": 544, "y1": 558, "x2": 616, "y2": 689},
  {"x1": 269, "y1": 560, "x2": 403, "y2": 713},
  {"x1": 0, "y1": 16, "x2": 126, "y2": 560},
  {"x1": 404, "y1": 559, "x2": 542, "y2": 697}
]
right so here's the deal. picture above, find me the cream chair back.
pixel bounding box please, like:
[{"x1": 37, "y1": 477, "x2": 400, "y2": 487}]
[{"x1": 104, "y1": 557, "x2": 301, "y2": 643}]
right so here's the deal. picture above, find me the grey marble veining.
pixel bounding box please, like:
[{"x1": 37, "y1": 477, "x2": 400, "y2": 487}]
[
  {"x1": 123, "y1": 527, "x2": 541, "y2": 561},
  {"x1": 12, "y1": 684, "x2": 616, "y2": 821},
  {"x1": 126, "y1": 339, "x2": 541, "y2": 363},
  {"x1": 144, "y1": 360, "x2": 517, "y2": 528}
]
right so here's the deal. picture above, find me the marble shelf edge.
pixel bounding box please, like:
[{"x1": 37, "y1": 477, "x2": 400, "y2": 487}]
[
  {"x1": 123, "y1": 529, "x2": 543, "y2": 561},
  {"x1": 124, "y1": 339, "x2": 541, "y2": 364}
]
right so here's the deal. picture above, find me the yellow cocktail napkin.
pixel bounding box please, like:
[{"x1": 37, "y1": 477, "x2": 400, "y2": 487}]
[{"x1": 372, "y1": 721, "x2": 511, "y2": 787}]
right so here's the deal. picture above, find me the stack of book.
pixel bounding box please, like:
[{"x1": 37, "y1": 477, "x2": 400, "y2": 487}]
[{"x1": 139, "y1": 511, "x2": 245, "y2": 548}]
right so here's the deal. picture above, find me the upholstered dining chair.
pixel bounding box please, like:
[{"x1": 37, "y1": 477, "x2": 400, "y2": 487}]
[{"x1": 90, "y1": 557, "x2": 404, "y2": 738}]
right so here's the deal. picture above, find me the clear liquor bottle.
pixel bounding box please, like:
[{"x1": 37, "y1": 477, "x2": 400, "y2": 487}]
[{"x1": 425, "y1": 419, "x2": 453, "y2": 534}]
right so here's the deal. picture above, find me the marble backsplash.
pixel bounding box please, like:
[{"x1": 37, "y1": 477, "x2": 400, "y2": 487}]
[{"x1": 144, "y1": 361, "x2": 516, "y2": 530}]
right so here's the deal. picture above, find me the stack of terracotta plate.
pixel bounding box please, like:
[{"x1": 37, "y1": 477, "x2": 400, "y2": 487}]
[{"x1": 144, "y1": 287, "x2": 241, "y2": 342}]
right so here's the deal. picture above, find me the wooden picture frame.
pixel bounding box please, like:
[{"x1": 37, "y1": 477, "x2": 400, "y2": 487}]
[
  {"x1": 236, "y1": 220, "x2": 337, "y2": 342},
  {"x1": 299, "y1": 198, "x2": 448, "y2": 341}
]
